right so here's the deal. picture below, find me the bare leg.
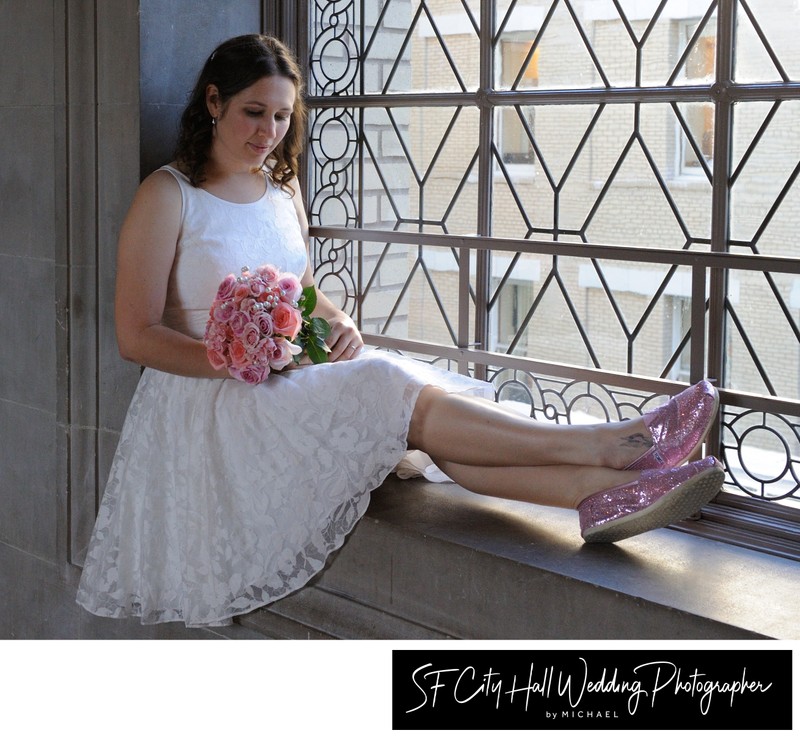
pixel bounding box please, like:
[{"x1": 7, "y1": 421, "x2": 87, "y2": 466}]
[
  {"x1": 435, "y1": 459, "x2": 639, "y2": 509},
  {"x1": 407, "y1": 384, "x2": 723, "y2": 542},
  {"x1": 408, "y1": 386, "x2": 653, "y2": 471}
]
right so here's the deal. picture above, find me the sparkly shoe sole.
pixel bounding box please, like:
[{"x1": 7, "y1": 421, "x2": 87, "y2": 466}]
[{"x1": 582, "y1": 465, "x2": 724, "y2": 544}]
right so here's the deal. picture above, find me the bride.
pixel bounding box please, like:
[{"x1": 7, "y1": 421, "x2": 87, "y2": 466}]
[{"x1": 76, "y1": 34, "x2": 724, "y2": 627}]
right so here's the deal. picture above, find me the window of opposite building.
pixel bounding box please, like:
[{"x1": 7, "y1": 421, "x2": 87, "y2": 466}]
[
  {"x1": 679, "y1": 18, "x2": 716, "y2": 175},
  {"x1": 498, "y1": 33, "x2": 538, "y2": 169}
]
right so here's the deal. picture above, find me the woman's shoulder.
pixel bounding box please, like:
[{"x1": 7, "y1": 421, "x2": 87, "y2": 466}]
[
  {"x1": 125, "y1": 164, "x2": 185, "y2": 225},
  {"x1": 136, "y1": 164, "x2": 186, "y2": 201},
  {"x1": 147, "y1": 162, "x2": 190, "y2": 187}
]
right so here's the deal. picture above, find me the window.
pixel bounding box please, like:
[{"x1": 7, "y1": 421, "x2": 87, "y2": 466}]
[
  {"x1": 305, "y1": 0, "x2": 800, "y2": 560},
  {"x1": 668, "y1": 296, "x2": 692, "y2": 384},
  {"x1": 498, "y1": 34, "x2": 538, "y2": 166},
  {"x1": 679, "y1": 19, "x2": 716, "y2": 174},
  {"x1": 492, "y1": 279, "x2": 533, "y2": 353}
]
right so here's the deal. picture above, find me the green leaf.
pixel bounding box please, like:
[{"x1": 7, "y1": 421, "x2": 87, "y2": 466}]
[
  {"x1": 310, "y1": 316, "x2": 331, "y2": 339},
  {"x1": 305, "y1": 340, "x2": 329, "y2": 364},
  {"x1": 301, "y1": 285, "x2": 317, "y2": 317}
]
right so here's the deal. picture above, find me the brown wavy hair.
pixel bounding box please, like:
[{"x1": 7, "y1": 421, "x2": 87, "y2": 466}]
[{"x1": 175, "y1": 34, "x2": 306, "y2": 192}]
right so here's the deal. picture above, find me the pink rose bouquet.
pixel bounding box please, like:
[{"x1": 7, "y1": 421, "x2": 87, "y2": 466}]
[{"x1": 203, "y1": 264, "x2": 331, "y2": 385}]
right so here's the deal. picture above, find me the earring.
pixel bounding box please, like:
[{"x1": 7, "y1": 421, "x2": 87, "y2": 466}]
[{"x1": 211, "y1": 117, "x2": 217, "y2": 127}]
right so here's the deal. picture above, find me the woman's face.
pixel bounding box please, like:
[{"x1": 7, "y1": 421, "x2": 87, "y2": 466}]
[{"x1": 207, "y1": 74, "x2": 296, "y2": 171}]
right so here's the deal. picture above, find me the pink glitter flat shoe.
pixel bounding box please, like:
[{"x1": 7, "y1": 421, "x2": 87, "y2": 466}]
[
  {"x1": 625, "y1": 380, "x2": 719, "y2": 471},
  {"x1": 579, "y1": 456, "x2": 724, "y2": 544}
]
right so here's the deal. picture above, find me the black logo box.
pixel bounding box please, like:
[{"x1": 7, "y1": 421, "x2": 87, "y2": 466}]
[{"x1": 392, "y1": 649, "x2": 792, "y2": 731}]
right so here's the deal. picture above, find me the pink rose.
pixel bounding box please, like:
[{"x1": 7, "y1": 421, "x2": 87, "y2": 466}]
[
  {"x1": 206, "y1": 348, "x2": 228, "y2": 371},
  {"x1": 277, "y1": 274, "x2": 303, "y2": 304},
  {"x1": 239, "y1": 297, "x2": 256, "y2": 313},
  {"x1": 256, "y1": 264, "x2": 280, "y2": 286},
  {"x1": 249, "y1": 277, "x2": 267, "y2": 298},
  {"x1": 205, "y1": 332, "x2": 225, "y2": 354},
  {"x1": 234, "y1": 282, "x2": 251, "y2": 301},
  {"x1": 241, "y1": 322, "x2": 262, "y2": 352},
  {"x1": 229, "y1": 338, "x2": 249, "y2": 368},
  {"x1": 212, "y1": 301, "x2": 235, "y2": 323},
  {"x1": 229, "y1": 310, "x2": 249, "y2": 336},
  {"x1": 229, "y1": 364, "x2": 269, "y2": 385},
  {"x1": 204, "y1": 320, "x2": 223, "y2": 343},
  {"x1": 215, "y1": 274, "x2": 237, "y2": 302},
  {"x1": 271, "y1": 301, "x2": 303, "y2": 341},
  {"x1": 255, "y1": 311, "x2": 274, "y2": 336},
  {"x1": 269, "y1": 337, "x2": 302, "y2": 371},
  {"x1": 257, "y1": 336, "x2": 276, "y2": 360}
]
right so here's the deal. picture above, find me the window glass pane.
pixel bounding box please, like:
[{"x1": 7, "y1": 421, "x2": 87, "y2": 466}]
[
  {"x1": 682, "y1": 19, "x2": 716, "y2": 80},
  {"x1": 730, "y1": 101, "x2": 800, "y2": 257},
  {"x1": 359, "y1": 242, "x2": 470, "y2": 347},
  {"x1": 308, "y1": 107, "x2": 359, "y2": 228},
  {"x1": 361, "y1": 0, "x2": 480, "y2": 93},
  {"x1": 499, "y1": 106, "x2": 534, "y2": 165},
  {"x1": 491, "y1": 0, "x2": 718, "y2": 89},
  {"x1": 359, "y1": 106, "x2": 480, "y2": 234},
  {"x1": 311, "y1": 236, "x2": 357, "y2": 316},
  {"x1": 724, "y1": 269, "x2": 800, "y2": 398},
  {"x1": 490, "y1": 103, "x2": 713, "y2": 246},
  {"x1": 497, "y1": 34, "x2": 538, "y2": 165},
  {"x1": 582, "y1": 3, "x2": 639, "y2": 88},
  {"x1": 497, "y1": 1, "x2": 596, "y2": 89},
  {"x1": 659, "y1": 11, "x2": 717, "y2": 87},
  {"x1": 485, "y1": 254, "x2": 698, "y2": 376},
  {"x1": 668, "y1": 296, "x2": 692, "y2": 383},
  {"x1": 735, "y1": 0, "x2": 800, "y2": 82}
]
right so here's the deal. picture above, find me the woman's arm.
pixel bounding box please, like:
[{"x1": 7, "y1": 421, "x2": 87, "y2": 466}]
[
  {"x1": 291, "y1": 184, "x2": 364, "y2": 362},
  {"x1": 114, "y1": 170, "x2": 228, "y2": 378}
]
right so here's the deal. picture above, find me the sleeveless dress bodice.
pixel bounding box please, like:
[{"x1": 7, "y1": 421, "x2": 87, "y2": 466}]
[{"x1": 161, "y1": 165, "x2": 308, "y2": 338}]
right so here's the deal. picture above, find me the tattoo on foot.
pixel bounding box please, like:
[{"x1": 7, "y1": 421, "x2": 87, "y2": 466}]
[{"x1": 620, "y1": 432, "x2": 653, "y2": 449}]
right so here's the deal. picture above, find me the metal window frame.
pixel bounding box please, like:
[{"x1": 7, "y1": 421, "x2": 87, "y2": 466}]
[{"x1": 291, "y1": 0, "x2": 800, "y2": 560}]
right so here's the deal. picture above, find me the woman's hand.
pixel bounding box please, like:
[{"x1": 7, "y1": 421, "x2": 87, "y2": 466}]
[
  {"x1": 291, "y1": 182, "x2": 364, "y2": 363},
  {"x1": 325, "y1": 311, "x2": 364, "y2": 362}
]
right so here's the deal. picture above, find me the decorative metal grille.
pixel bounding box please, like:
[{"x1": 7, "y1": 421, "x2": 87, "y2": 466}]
[{"x1": 305, "y1": 0, "x2": 800, "y2": 559}]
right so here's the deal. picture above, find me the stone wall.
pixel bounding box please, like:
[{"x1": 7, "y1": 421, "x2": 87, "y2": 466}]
[{"x1": 0, "y1": 0, "x2": 264, "y2": 639}]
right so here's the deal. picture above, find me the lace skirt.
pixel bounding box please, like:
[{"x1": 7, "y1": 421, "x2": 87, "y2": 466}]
[{"x1": 75, "y1": 351, "x2": 491, "y2": 626}]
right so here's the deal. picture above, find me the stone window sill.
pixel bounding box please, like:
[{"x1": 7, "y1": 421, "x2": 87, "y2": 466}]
[{"x1": 239, "y1": 477, "x2": 800, "y2": 640}]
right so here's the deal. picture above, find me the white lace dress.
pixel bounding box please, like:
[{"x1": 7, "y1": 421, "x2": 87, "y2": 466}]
[{"x1": 76, "y1": 165, "x2": 491, "y2": 627}]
